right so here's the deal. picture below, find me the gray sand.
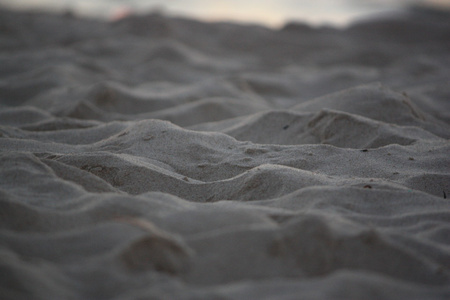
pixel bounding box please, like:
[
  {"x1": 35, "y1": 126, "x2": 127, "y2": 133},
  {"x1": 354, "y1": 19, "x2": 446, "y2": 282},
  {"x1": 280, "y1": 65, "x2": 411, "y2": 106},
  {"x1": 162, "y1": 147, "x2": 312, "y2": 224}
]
[{"x1": 0, "y1": 7, "x2": 449, "y2": 300}]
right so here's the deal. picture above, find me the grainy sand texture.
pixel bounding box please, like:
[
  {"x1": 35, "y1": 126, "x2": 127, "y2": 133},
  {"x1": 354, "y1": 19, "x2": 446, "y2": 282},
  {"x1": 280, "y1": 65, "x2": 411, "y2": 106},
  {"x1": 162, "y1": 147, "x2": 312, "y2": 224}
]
[{"x1": 0, "y1": 6, "x2": 450, "y2": 300}]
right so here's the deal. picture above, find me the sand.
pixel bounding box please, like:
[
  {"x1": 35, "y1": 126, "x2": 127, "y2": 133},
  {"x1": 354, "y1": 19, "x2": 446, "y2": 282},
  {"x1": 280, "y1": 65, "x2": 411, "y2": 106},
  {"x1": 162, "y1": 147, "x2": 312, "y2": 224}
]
[{"x1": 0, "y1": 6, "x2": 450, "y2": 300}]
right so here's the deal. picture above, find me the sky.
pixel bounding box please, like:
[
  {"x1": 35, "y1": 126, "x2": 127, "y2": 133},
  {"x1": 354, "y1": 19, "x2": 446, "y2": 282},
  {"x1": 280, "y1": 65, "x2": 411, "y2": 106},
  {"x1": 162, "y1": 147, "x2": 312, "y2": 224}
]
[{"x1": 0, "y1": 0, "x2": 449, "y2": 27}]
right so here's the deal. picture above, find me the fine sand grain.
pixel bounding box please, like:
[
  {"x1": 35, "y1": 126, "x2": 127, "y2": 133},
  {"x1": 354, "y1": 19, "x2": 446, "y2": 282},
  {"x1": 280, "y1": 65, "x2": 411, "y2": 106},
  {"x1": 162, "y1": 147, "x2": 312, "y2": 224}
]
[{"x1": 0, "y1": 7, "x2": 449, "y2": 300}]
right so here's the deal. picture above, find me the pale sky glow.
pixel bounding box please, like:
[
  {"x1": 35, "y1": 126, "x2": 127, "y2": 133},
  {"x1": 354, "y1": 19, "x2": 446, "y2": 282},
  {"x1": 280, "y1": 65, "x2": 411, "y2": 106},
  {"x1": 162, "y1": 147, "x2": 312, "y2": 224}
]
[{"x1": 0, "y1": 0, "x2": 448, "y2": 27}]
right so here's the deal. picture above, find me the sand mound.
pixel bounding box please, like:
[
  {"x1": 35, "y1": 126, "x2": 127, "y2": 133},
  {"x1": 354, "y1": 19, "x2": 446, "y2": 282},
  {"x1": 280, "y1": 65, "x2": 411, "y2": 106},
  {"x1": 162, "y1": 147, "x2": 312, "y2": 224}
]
[{"x1": 0, "y1": 7, "x2": 449, "y2": 300}]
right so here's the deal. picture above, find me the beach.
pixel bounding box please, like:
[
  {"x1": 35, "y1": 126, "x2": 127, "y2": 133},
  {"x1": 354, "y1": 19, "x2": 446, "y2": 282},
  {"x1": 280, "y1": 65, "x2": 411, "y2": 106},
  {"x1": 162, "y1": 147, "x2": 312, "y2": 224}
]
[{"x1": 0, "y1": 6, "x2": 449, "y2": 299}]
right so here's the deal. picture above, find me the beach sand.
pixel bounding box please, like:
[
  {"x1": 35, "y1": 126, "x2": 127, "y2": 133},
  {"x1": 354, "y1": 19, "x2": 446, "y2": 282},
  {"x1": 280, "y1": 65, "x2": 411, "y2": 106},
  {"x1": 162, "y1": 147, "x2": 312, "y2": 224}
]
[{"x1": 0, "y1": 6, "x2": 449, "y2": 300}]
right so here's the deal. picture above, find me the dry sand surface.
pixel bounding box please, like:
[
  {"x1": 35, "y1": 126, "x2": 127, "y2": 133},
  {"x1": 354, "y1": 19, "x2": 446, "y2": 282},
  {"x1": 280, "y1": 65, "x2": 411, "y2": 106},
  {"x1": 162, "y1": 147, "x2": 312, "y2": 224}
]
[{"x1": 1, "y1": 6, "x2": 450, "y2": 300}]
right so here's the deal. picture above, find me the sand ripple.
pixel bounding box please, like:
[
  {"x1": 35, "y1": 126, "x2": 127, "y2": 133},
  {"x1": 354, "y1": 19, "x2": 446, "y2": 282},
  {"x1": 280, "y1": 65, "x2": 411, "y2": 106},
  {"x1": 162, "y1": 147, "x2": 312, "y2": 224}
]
[{"x1": 0, "y1": 7, "x2": 449, "y2": 300}]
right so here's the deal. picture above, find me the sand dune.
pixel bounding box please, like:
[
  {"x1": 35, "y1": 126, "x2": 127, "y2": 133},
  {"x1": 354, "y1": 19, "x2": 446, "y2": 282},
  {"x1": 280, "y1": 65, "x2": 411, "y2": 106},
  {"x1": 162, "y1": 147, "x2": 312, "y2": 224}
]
[{"x1": 0, "y1": 7, "x2": 449, "y2": 300}]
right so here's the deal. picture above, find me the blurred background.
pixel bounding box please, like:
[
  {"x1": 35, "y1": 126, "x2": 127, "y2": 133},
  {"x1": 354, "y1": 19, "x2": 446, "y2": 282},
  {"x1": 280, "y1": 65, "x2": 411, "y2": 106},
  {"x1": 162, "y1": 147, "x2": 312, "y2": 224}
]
[{"x1": 0, "y1": 0, "x2": 449, "y2": 27}]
